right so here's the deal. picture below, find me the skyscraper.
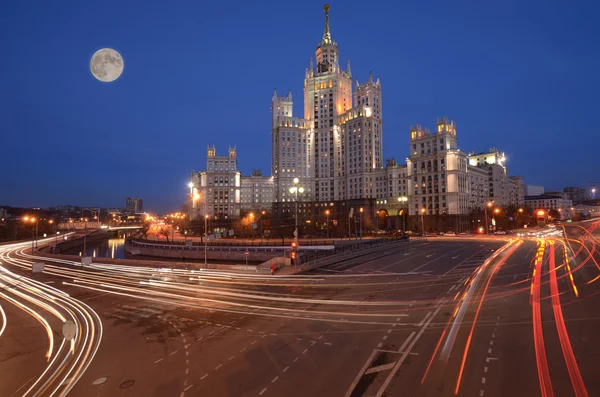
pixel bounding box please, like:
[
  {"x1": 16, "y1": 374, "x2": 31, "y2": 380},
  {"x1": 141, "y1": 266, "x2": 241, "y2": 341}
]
[
  {"x1": 125, "y1": 197, "x2": 143, "y2": 213},
  {"x1": 271, "y1": 5, "x2": 383, "y2": 213}
]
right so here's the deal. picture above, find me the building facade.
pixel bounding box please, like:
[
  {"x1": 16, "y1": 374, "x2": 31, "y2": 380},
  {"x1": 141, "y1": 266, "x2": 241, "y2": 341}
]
[
  {"x1": 526, "y1": 185, "x2": 545, "y2": 196},
  {"x1": 240, "y1": 171, "x2": 275, "y2": 213},
  {"x1": 125, "y1": 197, "x2": 143, "y2": 213},
  {"x1": 190, "y1": 146, "x2": 241, "y2": 220},
  {"x1": 563, "y1": 186, "x2": 586, "y2": 203},
  {"x1": 271, "y1": 5, "x2": 383, "y2": 220},
  {"x1": 524, "y1": 194, "x2": 573, "y2": 212}
]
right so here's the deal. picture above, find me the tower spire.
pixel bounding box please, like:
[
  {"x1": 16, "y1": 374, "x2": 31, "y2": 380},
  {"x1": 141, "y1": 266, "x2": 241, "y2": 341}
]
[{"x1": 323, "y1": 4, "x2": 332, "y2": 44}]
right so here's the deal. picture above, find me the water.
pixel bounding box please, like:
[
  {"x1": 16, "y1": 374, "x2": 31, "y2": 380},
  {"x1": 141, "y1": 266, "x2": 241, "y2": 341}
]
[{"x1": 79, "y1": 237, "x2": 126, "y2": 259}]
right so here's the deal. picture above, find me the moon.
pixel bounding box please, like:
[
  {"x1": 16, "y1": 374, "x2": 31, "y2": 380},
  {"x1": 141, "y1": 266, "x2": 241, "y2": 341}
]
[{"x1": 90, "y1": 48, "x2": 124, "y2": 83}]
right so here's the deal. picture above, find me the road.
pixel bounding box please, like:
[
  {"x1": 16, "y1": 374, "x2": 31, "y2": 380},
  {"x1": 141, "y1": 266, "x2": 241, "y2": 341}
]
[{"x1": 0, "y1": 223, "x2": 598, "y2": 397}]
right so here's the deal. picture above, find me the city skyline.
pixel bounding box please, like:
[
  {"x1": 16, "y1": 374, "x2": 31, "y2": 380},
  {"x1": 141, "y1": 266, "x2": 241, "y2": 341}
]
[{"x1": 2, "y1": 0, "x2": 598, "y2": 212}]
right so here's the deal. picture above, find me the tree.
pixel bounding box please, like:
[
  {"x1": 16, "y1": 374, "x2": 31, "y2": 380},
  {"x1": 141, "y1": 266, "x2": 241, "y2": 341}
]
[{"x1": 159, "y1": 228, "x2": 170, "y2": 242}]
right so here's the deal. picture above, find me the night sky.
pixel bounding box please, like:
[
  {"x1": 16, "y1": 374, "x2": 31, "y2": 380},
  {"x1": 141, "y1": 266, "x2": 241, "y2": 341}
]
[{"x1": 2, "y1": 0, "x2": 598, "y2": 212}]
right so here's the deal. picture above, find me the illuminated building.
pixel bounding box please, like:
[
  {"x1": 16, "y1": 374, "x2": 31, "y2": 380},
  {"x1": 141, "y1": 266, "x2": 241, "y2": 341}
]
[
  {"x1": 125, "y1": 197, "x2": 143, "y2": 213},
  {"x1": 271, "y1": 4, "x2": 384, "y2": 227}
]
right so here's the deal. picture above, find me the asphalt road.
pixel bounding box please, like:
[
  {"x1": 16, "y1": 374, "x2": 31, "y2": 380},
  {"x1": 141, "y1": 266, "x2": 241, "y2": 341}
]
[{"x1": 1, "y1": 223, "x2": 599, "y2": 397}]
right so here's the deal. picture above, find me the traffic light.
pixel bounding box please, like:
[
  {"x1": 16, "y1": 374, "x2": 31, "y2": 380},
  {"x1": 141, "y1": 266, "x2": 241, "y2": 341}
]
[
  {"x1": 291, "y1": 251, "x2": 296, "y2": 260},
  {"x1": 291, "y1": 241, "x2": 297, "y2": 249}
]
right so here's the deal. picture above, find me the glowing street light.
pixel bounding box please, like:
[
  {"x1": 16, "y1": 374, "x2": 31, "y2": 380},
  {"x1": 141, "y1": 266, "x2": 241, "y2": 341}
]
[
  {"x1": 421, "y1": 208, "x2": 426, "y2": 235},
  {"x1": 289, "y1": 178, "x2": 305, "y2": 241},
  {"x1": 325, "y1": 209, "x2": 330, "y2": 239}
]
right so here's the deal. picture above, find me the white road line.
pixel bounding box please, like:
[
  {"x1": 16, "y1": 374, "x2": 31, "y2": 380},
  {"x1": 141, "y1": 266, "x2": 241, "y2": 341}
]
[
  {"x1": 201, "y1": 374, "x2": 208, "y2": 380},
  {"x1": 229, "y1": 356, "x2": 235, "y2": 361},
  {"x1": 398, "y1": 331, "x2": 416, "y2": 353},
  {"x1": 486, "y1": 357, "x2": 499, "y2": 362},
  {"x1": 185, "y1": 368, "x2": 189, "y2": 375},
  {"x1": 271, "y1": 376, "x2": 279, "y2": 383},
  {"x1": 377, "y1": 343, "x2": 383, "y2": 348},
  {"x1": 375, "y1": 306, "x2": 441, "y2": 397},
  {"x1": 184, "y1": 344, "x2": 191, "y2": 349},
  {"x1": 184, "y1": 384, "x2": 193, "y2": 392},
  {"x1": 283, "y1": 366, "x2": 289, "y2": 372},
  {"x1": 324, "y1": 342, "x2": 332, "y2": 346},
  {"x1": 259, "y1": 388, "x2": 267, "y2": 395},
  {"x1": 387, "y1": 329, "x2": 392, "y2": 334},
  {"x1": 215, "y1": 364, "x2": 223, "y2": 370},
  {"x1": 251, "y1": 341, "x2": 257, "y2": 345},
  {"x1": 488, "y1": 348, "x2": 492, "y2": 354},
  {"x1": 186, "y1": 352, "x2": 190, "y2": 357},
  {"x1": 170, "y1": 351, "x2": 178, "y2": 356},
  {"x1": 154, "y1": 358, "x2": 163, "y2": 364},
  {"x1": 240, "y1": 347, "x2": 247, "y2": 352},
  {"x1": 197, "y1": 337, "x2": 203, "y2": 341},
  {"x1": 481, "y1": 377, "x2": 486, "y2": 384},
  {"x1": 383, "y1": 336, "x2": 388, "y2": 340},
  {"x1": 318, "y1": 335, "x2": 323, "y2": 339},
  {"x1": 302, "y1": 349, "x2": 308, "y2": 354},
  {"x1": 447, "y1": 285, "x2": 456, "y2": 293},
  {"x1": 344, "y1": 350, "x2": 378, "y2": 397},
  {"x1": 293, "y1": 357, "x2": 299, "y2": 363},
  {"x1": 418, "y1": 312, "x2": 432, "y2": 327},
  {"x1": 480, "y1": 390, "x2": 484, "y2": 396},
  {"x1": 484, "y1": 366, "x2": 488, "y2": 372}
]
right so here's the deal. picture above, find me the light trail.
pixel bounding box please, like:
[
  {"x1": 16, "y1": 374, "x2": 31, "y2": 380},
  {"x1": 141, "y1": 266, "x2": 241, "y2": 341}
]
[
  {"x1": 532, "y1": 240, "x2": 554, "y2": 397},
  {"x1": 548, "y1": 242, "x2": 589, "y2": 397}
]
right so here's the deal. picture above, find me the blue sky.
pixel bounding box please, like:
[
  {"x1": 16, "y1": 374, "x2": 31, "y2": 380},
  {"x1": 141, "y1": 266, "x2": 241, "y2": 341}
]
[{"x1": 1, "y1": 0, "x2": 598, "y2": 212}]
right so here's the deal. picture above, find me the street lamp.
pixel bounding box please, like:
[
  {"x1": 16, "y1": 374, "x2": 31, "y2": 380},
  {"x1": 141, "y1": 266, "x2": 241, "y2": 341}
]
[
  {"x1": 204, "y1": 214, "x2": 209, "y2": 268},
  {"x1": 359, "y1": 207, "x2": 363, "y2": 240},
  {"x1": 398, "y1": 196, "x2": 408, "y2": 232},
  {"x1": 289, "y1": 178, "x2": 305, "y2": 242},
  {"x1": 260, "y1": 210, "x2": 266, "y2": 239},
  {"x1": 484, "y1": 201, "x2": 493, "y2": 235},
  {"x1": 420, "y1": 208, "x2": 426, "y2": 235},
  {"x1": 325, "y1": 209, "x2": 330, "y2": 239}
]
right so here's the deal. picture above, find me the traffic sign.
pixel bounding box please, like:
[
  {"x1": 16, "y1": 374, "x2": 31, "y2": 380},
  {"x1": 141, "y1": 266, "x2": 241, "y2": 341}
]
[{"x1": 245, "y1": 250, "x2": 249, "y2": 256}]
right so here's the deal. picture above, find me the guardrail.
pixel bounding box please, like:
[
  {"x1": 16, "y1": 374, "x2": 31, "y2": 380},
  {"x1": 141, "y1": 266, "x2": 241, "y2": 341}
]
[
  {"x1": 299, "y1": 237, "x2": 427, "y2": 272},
  {"x1": 129, "y1": 237, "x2": 386, "y2": 248}
]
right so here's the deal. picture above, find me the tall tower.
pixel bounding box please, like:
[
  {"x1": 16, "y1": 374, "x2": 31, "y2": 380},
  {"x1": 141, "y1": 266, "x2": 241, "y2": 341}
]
[{"x1": 303, "y1": 4, "x2": 353, "y2": 202}]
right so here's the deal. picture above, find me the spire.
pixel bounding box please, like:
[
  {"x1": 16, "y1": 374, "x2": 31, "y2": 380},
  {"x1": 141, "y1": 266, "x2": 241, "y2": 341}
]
[
  {"x1": 347, "y1": 60, "x2": 352, "y2": 77},
  {"x1": 310, "y1": 56, "x2": 314, "y2": 73},
  {"x1": 368, "y1": 70, "x2": 373, "y2": 83},
  {"x1": 355, "y1": 78, "x2": 359, "y2": 88},
  {"x1": 376, "y1": 76, "x2": 380, "y2": 85},
  {"x1": 288, "y1": 89, "x2": 292, "y2": 100},
  {"x1": 323, "y1": 4, "x2": 332, "y2": 44},
  {"x1": 272, "y1": 88, "x2": 277, "y2": 101}
]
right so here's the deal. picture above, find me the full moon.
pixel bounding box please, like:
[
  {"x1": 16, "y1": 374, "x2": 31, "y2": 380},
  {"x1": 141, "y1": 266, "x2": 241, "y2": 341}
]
[{"x1": 90, "y1": 48, "x2": 124, "y2": 82}]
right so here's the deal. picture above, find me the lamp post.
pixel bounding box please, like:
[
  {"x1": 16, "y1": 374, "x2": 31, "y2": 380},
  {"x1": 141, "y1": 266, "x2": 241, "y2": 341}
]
[
  {"x1": 325, "y1": 209, "x2": 330, "y2": 239},
  {"x1": 515, "y1": 207, "x2": 523, "y2": 229},
  {"x1": 204, "y1": 214, "x2": 209, "y2": 268},
  {"x1": 359, "y1": 207, "x2": 363, "y2": 240},
  {"x1": 289, "y1": 178, "x2": 305, "y2": 242},
  {"x1": 398, "y1": 196, "x2": 408, "y2": 232},
  {"x1": 484, "y1": 201, "x2": 493, "y2": 235},
  {"x1": 493, "y1": 208, "x2": 500, "y2": 232},
  {"x1": 420, "y1": 208, "x2": 426, "y2": 235}
]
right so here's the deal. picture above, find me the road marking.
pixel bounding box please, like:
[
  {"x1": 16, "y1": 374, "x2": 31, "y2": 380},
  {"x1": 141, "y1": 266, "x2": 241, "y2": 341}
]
[
  {"x1": 215, "y1": 364, "x2": 222, "y2": 370},
  {"x1": 283, "y1": 366, "x2": 289, "y2": 372},
  {"x1": 418, "y1": 312, "x2": 432, "y2": 327},
  {"x1": 318, "y1": 335, "x2": 323, "y2": 339},
  {"x1": 492, "y1": 334, "x2": 495, "y2": 338},
  {"x1": 480, "y1": 390, "x2": 484, "y2": 396},
  {"x1": 240, "y1": 347, "x2": 247, "y2": 352},
  {"x1": 489, "y1": 340, "x2": 493, "y2": 346},
  {"x1": 377, "y1": 343, "x2": 383, "y2": 348},
  {"x1": 170, "y1": 351, "x2": 178, "y2": 356},
  {"x1": 209, "y1": 331, "x2": 215, "y2": 336},
  {"x1": 375, "y1": 306, "x2": 441, "y2": 397},
  {"x1": 452, "y1": 255, "x2": 460, "y2": 259},
  {"x1": 447, "y1": 285, "x2": 456, "y2": 294},
  {"x1": 184, "y1": 344, "x2": 191, "y2": 349},
  {"x1": 251, "y1": 341, "x2": 257, "y2": 345},
  {"x1": 426, "y1": 254, "x2": 435, "y2": 258},
  {"x1": 481, "y1": 377, "x2": 486, "y2": 384},
  {"x1": 383, "y1": 336, "x2": 388, "y2": 340},
  {"x1": 184, "y1": 384, "x2": 193, "y2": 392},
  {"x1": 154, "y1": 358, "x2": 163, "y2": 364},
  {"x1": 484, "y1": 366, "x2": 488, "y2": 373},
  {"x1": 302, "y1": 349, "x2": 308, "y2": 354},
  {"x1": 398, "y1": 331, "x2": 416, "y2": 353},
  {"x1": 488, "y1": 348, "x2": 492, "y2": 354},
  {"x1": 387, "y1": 329, "x2": 392, "y2": 334},
  {"x1": 185, "y1": 368, "x2": 189, "y2": 375},
  {"x1": 197, "y1": 337, "x2": 203, "y2": 341},
  {"x1": 229, "y1": 356, "x2": 235, "y2": 361},
  {"x1": 365, "y1": 362, "x2": 396, "y2": 375},
  {"x1": 310, "y1": 340, "x2": 317, "y2": 346},
  {"x1": 324, "y1": 342, "x2": 332, "y2": 346},
  {"x1": 259, "y1": 388, "x2": 267, "y2": 395},
  {"x1": 247, "y1": 329, "x2": 253, "y2": 332},
  {"x1": 293, "y1": 357, "x2": 299, "y2": 363},
  {"x1": 201, "y1": 374, "x2": 208, "y2": 380},
  {"x1": 271, "y1": 376, "x2": 279, "y2": 383},
  {"x1": 183, "y1": 338, "x2": 187, "y2": 343}
]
